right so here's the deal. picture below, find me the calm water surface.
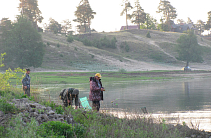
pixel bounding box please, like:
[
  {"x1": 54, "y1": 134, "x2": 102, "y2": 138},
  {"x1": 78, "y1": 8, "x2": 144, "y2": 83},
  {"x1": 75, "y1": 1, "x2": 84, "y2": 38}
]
[{"x1": 36, "y1": 78, "x2": 211, "y2": 131}]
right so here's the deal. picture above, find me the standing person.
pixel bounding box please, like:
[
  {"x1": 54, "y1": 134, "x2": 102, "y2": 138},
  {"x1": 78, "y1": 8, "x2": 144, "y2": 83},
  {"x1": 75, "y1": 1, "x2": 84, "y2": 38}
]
[
  {"x1": 22, "y1": 69, "x2": 31, "y2": 97},
  {"x1": 89, "y1": 73, "x2": 105, "y2": 112},
  {"x1": 59, "y1": 88, "x2": 79, "y2": 109}
]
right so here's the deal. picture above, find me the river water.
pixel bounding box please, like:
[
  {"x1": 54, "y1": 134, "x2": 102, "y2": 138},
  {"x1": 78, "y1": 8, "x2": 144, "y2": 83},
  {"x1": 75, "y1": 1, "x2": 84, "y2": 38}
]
[{"x1": 36, "y1": 78, "x2": 211, "y2": 131}]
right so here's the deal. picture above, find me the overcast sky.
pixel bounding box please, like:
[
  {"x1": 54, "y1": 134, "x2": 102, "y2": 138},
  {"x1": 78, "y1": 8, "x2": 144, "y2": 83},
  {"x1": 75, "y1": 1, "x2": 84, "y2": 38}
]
[{"x1": 0, "y1": 0, "x2": 211, "y2": 32}]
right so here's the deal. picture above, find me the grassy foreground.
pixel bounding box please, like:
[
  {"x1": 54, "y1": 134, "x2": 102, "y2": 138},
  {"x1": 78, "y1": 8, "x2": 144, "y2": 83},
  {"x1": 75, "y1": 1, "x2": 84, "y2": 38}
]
[
  {"x1": 0, "y1": 88, "x2": 187, "y2": 138},
  {"x1": 1, "y1": 70, "x2": 211, "y2": 137}
]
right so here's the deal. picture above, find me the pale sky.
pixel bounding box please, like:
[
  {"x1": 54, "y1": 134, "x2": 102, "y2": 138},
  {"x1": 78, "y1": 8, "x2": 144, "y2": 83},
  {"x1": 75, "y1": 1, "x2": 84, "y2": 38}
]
[{"x1": 0, "y1": 0, "x2": 211, "y2": 32}]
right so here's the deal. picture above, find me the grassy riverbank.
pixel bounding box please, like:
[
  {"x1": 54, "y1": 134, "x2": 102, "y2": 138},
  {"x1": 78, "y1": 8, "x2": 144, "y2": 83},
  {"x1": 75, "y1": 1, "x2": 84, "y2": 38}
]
[
  {"x1": 26, "y1": 70, "x2": 211, "y2": 85},
  {"x1": 28, "y1": 70, "x2": 186, "y2": 85},
  {"x1": 1, "y1": 88, "x2": 208, "y2": 138},
  {"x1": 2, "y1": 70, "x2": 211, "y2": 137}
]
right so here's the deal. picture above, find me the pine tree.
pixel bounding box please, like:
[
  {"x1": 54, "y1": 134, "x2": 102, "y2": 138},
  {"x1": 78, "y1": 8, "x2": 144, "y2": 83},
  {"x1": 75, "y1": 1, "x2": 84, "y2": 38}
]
[
  {"x1": 74, "y1": 0, "x2": 96, "y2": 33},
  {"x1": 157, "y1": 0, "x2": 177, "y2": 29},
  {"x1": 120, "y1": 0, "x2": 133, "y2": 29},
  {"x1": 19, "y1": 0, "x2": 43, "y2": 28},
  {"x1": 129, "y1": 0, "x2": 146, "y2": 29}
]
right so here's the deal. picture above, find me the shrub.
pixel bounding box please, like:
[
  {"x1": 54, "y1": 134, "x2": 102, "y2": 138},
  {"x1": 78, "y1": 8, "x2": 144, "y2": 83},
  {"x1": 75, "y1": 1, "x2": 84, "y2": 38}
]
[
  {"x1": 119, "y1": 68, "x2": 126, "y2": 73},
  {"x1": 120, "y1": 41, "x2": 129, "y2": 52},
  {"x1": 57, "y1": 43, "x2": 60, "y2": 47},
  {"x1": 91, "y1": 55, "x2": 95, "y2": 58},
  {"x1": 55, "y1": 105, "x2": 64, "y2": 114},
  {"x1": 0, "y1": 126, "x2": 4, "y2": 137},
  {"x1": 6, "y1": 115, "x2": 41, "y2": 138},
  {"x1": 101, "y1": 36, "x2": 110, "y2": 47},
  {"x1": 0, "y1": 98, "x2": 18, "y2": 113},
  {"x1": 146, "y1": 31, "x2": 151, "y2": 38},
  {"x1": 37, "y1": 121, "x2": 85, "y2": 138},
  {"x1": 74, "y1": 47, "x2": 78, "y2": 51},
  {"x1": 125, "y1": 42, "x2": 130, "y2": 52},
  {"x1": 67, "y1": 35, "x2": 74, "y2": 43},
  {"x1": 82, "y1": 38, "x2": 92, "y2": 46},
  {"x1": 47, "y1": 42, "x2": 50, "y2": 46},
  {"x1": 41, "y1": 101, "x2": 56, "y2": 110},
  {"x1": 110, "y1": 37, "x2": 117, "y2": 48},
  {"x1": 60, "y1": 54, "x2": 63, "y2": 57},
  {"x1": 0, "y1": 53, "x2": 25, "y2": 91},
  {"x1": 92, "y1": 39, "x2": 102, "y2": 48}
]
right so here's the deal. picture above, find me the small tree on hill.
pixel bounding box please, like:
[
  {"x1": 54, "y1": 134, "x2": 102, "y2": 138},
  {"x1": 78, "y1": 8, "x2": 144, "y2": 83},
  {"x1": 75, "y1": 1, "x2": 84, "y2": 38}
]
[
  {"x1": 48, "y1": 18, "x2": 62, "y2": 34},
  {"x1": 176, "y1": 30, "x2": 203, "y2": 67},
  {"x1": 62, "y1": 19, "x2": 72, "y2": 36},
  {"x1": 146, "y1": 31, "x2": 151, "y2": 38}
]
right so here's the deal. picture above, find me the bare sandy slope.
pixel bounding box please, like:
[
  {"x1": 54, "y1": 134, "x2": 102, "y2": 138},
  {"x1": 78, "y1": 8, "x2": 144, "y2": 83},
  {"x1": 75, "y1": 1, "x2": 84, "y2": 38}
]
[{"x1": 39, "y1": 31, "x2": 211, "y2": 72}]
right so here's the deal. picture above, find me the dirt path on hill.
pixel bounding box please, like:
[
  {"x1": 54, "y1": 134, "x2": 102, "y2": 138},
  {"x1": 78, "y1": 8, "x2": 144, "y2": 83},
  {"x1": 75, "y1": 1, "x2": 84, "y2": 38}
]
[{"x1": 134, "y1": 35, "x2": 178, "y2": 61}]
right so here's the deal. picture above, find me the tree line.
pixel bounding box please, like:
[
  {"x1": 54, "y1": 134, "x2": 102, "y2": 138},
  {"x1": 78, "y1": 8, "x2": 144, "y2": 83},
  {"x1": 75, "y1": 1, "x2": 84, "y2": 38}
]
[
  {"x1": 0, "y1": 0, "x2": 209, "y2": 69},
  {"x1": 43, "y1": 0, "x2": 211, "y2": 34}
]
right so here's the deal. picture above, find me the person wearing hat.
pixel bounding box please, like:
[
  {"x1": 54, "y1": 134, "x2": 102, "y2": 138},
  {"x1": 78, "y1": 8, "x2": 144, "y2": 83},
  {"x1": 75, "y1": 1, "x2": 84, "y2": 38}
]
[
  {"x1": 89, "y1": 73, "x2": 105, "y2": 112},
  {"x1": 60, "y1": 88, "x2": 79, "y2": 109},
  {"x1": 22, "y1": 68, "x2": 31, "y2": 97}
]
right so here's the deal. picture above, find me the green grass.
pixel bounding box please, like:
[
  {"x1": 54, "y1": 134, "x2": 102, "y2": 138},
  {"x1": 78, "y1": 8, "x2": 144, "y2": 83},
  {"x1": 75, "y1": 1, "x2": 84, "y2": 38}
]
[{"x1": 28, "y1": 70, "x2": 183, "y2": 85}]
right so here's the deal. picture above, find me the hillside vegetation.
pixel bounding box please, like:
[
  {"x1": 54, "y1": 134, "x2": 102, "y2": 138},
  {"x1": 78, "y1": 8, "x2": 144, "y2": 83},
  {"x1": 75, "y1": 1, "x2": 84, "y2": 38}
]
[{"x1": 39, "y1": 30, "x2": 211, "y2": 71}]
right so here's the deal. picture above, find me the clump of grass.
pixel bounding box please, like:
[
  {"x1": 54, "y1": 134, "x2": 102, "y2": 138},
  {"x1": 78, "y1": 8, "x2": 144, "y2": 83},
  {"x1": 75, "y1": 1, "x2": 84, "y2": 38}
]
[
  {"x1": 0, "y1": 98, "x2": 18, "y2": 113},
  {"x1": 37, "y1": 121, "x2": 85, "y2": 137},
  {"x1": 91, "y1": 54, "x2": 94, "y2": 58},
  {"x1": 67, "y1": 35, "x2": 74, "y2": 43},
  {"x1": 6, "y1": 114, "x2": 41, "y2": 138},
  {"x1": 66, "y1": 107, "x2": 183, "y2": 138},
  {"x1": 120, "y1": 41, "x2": 130, "y2": 52},
  {"x1": 47, "y1": 42, "x2": 50, "y2": 46},
  {"x1": 119, "y1": 68, "x2": 126, "y2": 73},
  {"x1": 57, "y1": 43, "x2": 60, "y2": 47}
]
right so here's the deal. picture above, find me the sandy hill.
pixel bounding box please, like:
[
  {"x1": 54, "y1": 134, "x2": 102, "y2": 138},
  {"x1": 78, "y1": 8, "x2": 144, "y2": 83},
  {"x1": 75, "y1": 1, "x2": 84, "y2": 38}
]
[{"x1": 38, "y1": 29, "x2": 211, "y2": 71}]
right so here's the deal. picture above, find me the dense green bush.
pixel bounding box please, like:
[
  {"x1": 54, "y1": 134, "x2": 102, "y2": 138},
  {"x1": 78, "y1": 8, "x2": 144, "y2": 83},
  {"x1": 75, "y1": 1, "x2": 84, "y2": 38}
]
[
  {"x1": 75, "y1": 35, "x2": 117, "y2": 49},
  {"x1": 37, "y1": 121, "x2": 85, "y2": 138},
  {"x1": 0, "y1": 98, "x2": 17, "y2": 113},
  {"x1": 110, "y1": 37, "x2": 117, "y2": 48},
  {"x1": 6, "y1": 115, "x2": 41, "y2": 138},
  {"x1": 146, "y1": 31, "x2": 151, "y2": 38},
  {"x1": 67, "y1": 35, "x2": 74, "y2": 43},
  {"x1": 82, "y1": 38, "x2": 92, "y2": 46},
  {"x1": 55, "y1": 105, "x2": 64, "y2": 114},
  {"x1": 41, "y1": 101, "x2": 56, "y2": 110},
  {"x1": 57, "y1": 43, "x2": 60, "y2": 47}
]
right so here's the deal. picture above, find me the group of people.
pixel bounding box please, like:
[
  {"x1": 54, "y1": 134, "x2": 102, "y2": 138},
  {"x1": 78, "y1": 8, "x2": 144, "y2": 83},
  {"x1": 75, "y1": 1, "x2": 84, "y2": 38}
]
[
  {"x1": 22, "y1": 69, "x2": 105, "y2": 112},
  {"x1": 59, "y1": 73, "x2": 105, "y2": 111}
]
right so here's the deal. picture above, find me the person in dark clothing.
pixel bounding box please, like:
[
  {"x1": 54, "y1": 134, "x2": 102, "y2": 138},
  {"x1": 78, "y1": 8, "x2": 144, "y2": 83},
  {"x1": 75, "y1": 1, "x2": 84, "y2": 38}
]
[
  {"x1": 22, "y1": 69, "x2": 31, "y2": 97},
  {"x1": 60, "y1": 88, "x2": 79, "y2": 109},
  {"x1": 89, "y1": 73, "x2": 105, "y2": 112}
]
